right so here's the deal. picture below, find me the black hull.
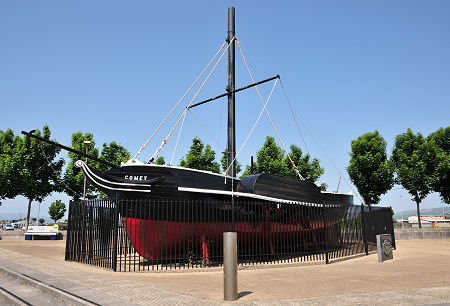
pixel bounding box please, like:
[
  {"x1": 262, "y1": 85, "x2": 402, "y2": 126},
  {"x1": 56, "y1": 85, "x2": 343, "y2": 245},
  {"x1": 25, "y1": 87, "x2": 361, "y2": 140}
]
[{"x1": 76, "y1": 160, "x2": 353, "y2": 206}]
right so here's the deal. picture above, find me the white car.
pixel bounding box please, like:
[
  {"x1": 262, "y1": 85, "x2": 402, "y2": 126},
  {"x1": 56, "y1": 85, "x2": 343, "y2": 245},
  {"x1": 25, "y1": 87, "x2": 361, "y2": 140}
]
[{"x1": 3, "y1": 224, "x2": 14, "y2": 231}]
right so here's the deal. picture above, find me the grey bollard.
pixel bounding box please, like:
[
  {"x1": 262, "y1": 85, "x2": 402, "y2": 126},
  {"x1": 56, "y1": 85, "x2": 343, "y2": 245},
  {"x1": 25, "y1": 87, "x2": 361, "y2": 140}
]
[{"x1": 223, "y1": 232, "x2": 238, "y2": 301}]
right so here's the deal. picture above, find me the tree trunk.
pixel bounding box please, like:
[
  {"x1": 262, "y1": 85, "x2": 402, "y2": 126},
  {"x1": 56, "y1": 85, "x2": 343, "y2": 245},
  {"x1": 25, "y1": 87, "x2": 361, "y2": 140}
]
[
  {"x1": 416, "y1": 199, "x2": 422, "y2": 229},
  {"x1": 26, "y1": 198, "x2": 32, "y2": 231}
]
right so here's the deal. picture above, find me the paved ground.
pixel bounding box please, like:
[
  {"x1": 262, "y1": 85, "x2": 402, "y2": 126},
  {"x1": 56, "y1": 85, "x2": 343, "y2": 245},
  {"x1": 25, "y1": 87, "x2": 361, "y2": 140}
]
[{"x1": 0, "y1": 239, "x2": 449, "y2": 305}]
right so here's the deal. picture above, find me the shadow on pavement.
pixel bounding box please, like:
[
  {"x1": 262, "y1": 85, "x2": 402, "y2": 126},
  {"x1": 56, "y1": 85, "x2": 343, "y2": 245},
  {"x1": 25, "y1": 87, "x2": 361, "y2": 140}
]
[{"x1": 238, "y1": 291, "x2": 253, "y2": 299}]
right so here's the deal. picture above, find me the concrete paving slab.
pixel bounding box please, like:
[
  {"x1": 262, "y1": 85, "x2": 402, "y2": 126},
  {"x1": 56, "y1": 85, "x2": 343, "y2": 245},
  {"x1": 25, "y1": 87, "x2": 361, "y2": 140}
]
[{"x1": 0, "y1": 240, "x2": 449, "y2": 305}]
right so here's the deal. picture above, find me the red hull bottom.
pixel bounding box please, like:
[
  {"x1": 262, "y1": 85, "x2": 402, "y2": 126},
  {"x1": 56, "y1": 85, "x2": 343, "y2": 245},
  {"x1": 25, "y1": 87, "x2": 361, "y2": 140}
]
[{"x1": 123, "y1": 218, "x2": 333, "y2": 260}]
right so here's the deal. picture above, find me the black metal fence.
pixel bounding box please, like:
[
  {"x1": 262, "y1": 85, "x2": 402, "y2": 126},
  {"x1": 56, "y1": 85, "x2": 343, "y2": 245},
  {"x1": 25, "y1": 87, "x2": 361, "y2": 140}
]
[{"x1": 65, "y1": 198, "x2": 395, "y2": 271}]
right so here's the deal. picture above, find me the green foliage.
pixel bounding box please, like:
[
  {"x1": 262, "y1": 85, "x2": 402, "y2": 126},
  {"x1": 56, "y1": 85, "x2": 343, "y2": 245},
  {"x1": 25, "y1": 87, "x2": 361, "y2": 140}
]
[
  {"x1": 284, "y1": 144, "x2": 324, "y2": 182},
  {"x1": 241, "y1": 136, "x2": 325, "y2": 186},
  {"x1": 95, "y1": 141, "x2": 131, "y2": 199},
  {"x1": 48, "y1": 200, "x2": 66, "y2": 223},
  {"x1": 347, "y1": 131, "x2": 394, "y2": 205},
  {"x1": 319, "y1": 183, "x2": 328, "y2": 191},
  {"x1": 31, "y1": 218, "x2": 37, "y2": 221},
  {"x1": 340, "y1": 216, "x2": 362, "y2": 229},
  {"x1": 154, "y1": 156, "x2": 166, "y2": 165},
  {"x1": 63, "y1": 132, "x2": 99, "y2": 202},
  {"x1": 392, "y1": 128, "x2": 432, "y2": 228},
  {"x1": 38, "y1": 218, "x2": 45, "y2": 225},
  {"x1": 63, "y1": 132, "x2": 132, "y2": 201},
  {"x1": 18, "y1": 126, "x2": 64, "y2": 228},
  {"x1": 179, "y1": 137, "x2": 220, "y2": 173},
  {"x1": 18, "y1": 126, "x2": 64, "y2": 200},
  {"x1": 98, "y1": 141, "x2": 130, "y2": 171},
  {"x1": 427, "y1": 127, "x2": 450, "y2": 204},
  {"x1": 255, "y1": 136, "x2": 287, "y2": 176},
  {"x1": 0, "y1": 129, "x2": 22, "y2": 203},
  {"x1": 392, "y1": 129, "x2": 431, "y2": 204},
  {"x1": 220, "y1": 149, "x2": 241, "y2": 175}
]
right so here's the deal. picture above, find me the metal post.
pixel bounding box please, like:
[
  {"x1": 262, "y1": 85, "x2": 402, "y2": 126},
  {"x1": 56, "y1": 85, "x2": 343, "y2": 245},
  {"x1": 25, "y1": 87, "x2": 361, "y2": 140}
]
[
  {"x1": 360, "y1": 204, "x2": 369, "y2": 255},
  {"x1": 389, "y1": 206, "x2": 396, "y2": 249},
  {"x1": 321, "y1": 203, "x2": 329, "y2": 264},
  {"x1": 223, "y1": 232, "x2": 238, "y2": 301},
  {"x1": 65, "y1": 200, "x2": 72, "y2": 261},
  {"x1": 226, "y1": 6, "x2": 236, "y2": 178},
  {"x1": 112, "y1": 196, "x2": 119, "y2": 272}
]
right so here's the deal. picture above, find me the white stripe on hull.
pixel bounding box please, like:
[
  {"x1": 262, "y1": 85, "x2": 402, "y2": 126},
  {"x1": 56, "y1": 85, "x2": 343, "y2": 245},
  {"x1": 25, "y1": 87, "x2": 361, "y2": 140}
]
[
  {"x1": 77, "y1": 160, "x2": 152, "y2": 193},
  {"x1": 177, "y1": 187, "x2": 323, "y2": 207}
]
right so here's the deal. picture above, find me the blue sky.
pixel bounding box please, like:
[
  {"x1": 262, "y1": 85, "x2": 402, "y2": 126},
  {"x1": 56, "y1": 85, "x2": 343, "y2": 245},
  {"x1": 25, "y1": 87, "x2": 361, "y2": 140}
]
[{"x1": 1, "y1": 1, "x2": 449, "y2": 220}]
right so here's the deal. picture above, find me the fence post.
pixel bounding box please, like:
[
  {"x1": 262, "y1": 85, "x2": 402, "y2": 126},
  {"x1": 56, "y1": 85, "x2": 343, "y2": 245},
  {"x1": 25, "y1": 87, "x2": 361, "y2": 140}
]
[
  {"x1": 389, "y1": 206, "x2": 396, "y2": 249},
  {"x1": 65, "y1": 200, "x2": 73, "y2": 261},
  {"x1": 360, "y1": 204, "x2": 369, "y2": 255},
  {"x1": 321, "y1": 203, "x2": 329, "y2": 264},
  {"x1": 112, "y1": 196, "x2": 119, "y2": 272}
]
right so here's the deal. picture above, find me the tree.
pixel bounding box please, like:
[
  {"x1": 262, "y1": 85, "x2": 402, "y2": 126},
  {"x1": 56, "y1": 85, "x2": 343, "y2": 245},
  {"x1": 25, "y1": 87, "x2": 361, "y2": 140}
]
[
  {"x1": 179, "y1": 137, "x2": 220, "y2": 173},
  {"x1": 284, "y1": 145, "x2": 325, "y2": 183},
  {"x1": 220, "y1": 149, "x2": 241, "y2": 175},
  {"x1": 347, "y1": 131, "x2": 395, "y2": 206},
  {"x1": 427, "y1": 127, "x2": 450, "y2": 204},
  {"x1": 241, "y1": 136, "x2": 326, "y2": 188},
  {"x1": 0, "y1": 129, "x2": 22, "y2": 205},
  {"x1": 64, "y1": 134, "x2": 132, "y2": 201},
  {"x1": 94, "y1": 141, "x2": 131, "y2": 198},
  {"x1": 38, "y1": 218, "x2": 45, "y2": 225},
  {"x1": 154, "y1": 156, "x2": 165, "y2": 165},
  {"x1": 31, "y1": 218, "x2": 37, "y2": 222},
  {"x1": 392, "y1": 128, "x2": 431, "y2": 228},
  {"x1": 253, "y1": 136, "x2": 288, "y2": 176},
  {"x1": 48, "y1": 200, "x2": 66, "y2": 223},
  {"x1": 64, "y1": 132, "x2": 99, "y2": 202},
  {"x1": 17, "y1": 126, "x2": 64, "y2": 230},
  {"x1": 98, "y1": 141, "x2": 130, "y2": 171}
]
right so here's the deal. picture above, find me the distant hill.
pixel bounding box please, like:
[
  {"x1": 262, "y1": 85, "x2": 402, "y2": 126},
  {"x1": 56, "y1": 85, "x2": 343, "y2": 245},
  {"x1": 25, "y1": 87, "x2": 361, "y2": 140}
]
[{"x1": 394, "y1": 207, "x2": 449, "y2": 220}]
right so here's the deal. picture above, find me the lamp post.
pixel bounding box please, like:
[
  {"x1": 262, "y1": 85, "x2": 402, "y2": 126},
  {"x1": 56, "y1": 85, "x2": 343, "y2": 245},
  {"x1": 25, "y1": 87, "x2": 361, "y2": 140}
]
[{"x1": 83, "y1": 140, "x2": 91, "y2": 201}]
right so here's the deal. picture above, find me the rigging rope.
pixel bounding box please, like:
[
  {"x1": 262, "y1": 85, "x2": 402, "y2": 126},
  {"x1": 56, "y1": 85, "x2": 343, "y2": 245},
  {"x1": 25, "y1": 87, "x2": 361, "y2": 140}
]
[
  {"x1": 132, "y1": 41, "x2": 227, "y2": 161},
  {"x1": 279, "y1": 79, "x2": 310, "y2": 157},
  {"x1": 236, "y1": 39, "x2": 304, "y2": 180},
  {"x1": 224, "y1": 78, "x2": 278, "y2": 176},
  {"x1": 170, "y1": 111, "x2": 186, "y2": 165},
  {"x1": 278, "y1": 78, "x2": 362, "y2": 202},
  {"x1": 188, "y1": 109, "x2": 225, "y2": 151},
  {"x1": 148, "y1": 37, "x2": 235, "y2": 163}
]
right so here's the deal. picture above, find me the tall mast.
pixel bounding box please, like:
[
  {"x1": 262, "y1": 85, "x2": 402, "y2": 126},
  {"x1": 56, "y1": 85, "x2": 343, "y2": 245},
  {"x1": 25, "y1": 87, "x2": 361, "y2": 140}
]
[{"x1": 227, "y1": 6, "x2": 236, "y2": 178}]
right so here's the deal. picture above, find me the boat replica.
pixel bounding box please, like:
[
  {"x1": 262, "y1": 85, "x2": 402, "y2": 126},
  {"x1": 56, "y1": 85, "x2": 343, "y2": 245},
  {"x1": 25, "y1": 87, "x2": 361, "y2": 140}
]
[{"x1": 23, "y1": 7, "x2": 352, "y2": 261}]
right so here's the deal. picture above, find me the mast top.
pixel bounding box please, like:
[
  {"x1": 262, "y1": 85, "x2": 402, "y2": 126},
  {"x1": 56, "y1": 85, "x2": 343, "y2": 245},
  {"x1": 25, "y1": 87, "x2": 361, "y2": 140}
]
[{"x1": 228, "y1": 7, "x2": 235, "y2": 38}]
